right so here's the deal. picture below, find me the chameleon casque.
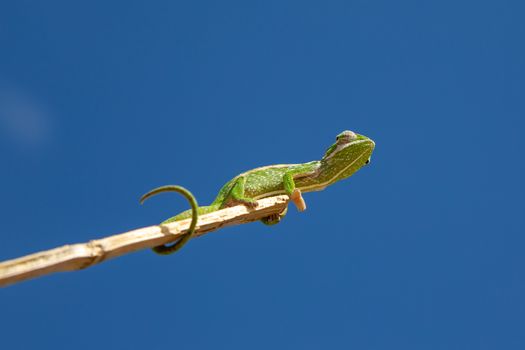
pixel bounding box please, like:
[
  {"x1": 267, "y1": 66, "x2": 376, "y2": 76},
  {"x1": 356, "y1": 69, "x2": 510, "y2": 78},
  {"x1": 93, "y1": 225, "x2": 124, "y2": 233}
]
[{"x1": 140, "y1": 130, "x2": 375, "y2": 255}]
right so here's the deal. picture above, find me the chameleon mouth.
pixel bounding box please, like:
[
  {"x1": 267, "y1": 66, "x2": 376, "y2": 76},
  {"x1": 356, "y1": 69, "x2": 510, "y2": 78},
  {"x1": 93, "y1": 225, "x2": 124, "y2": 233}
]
[{"x1": 362, "y1": 139, "x2": 375, "y2": 165}]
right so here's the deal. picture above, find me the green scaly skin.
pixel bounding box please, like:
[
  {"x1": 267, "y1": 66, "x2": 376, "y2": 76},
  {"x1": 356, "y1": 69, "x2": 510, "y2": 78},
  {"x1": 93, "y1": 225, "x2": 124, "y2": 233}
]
[{"x1": 140, "y1": 130, "x2": 375, "y2": 255}]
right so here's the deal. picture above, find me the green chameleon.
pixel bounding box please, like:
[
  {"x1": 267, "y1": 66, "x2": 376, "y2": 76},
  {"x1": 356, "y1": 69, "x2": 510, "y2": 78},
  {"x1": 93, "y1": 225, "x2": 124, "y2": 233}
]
[{"x1": 141, "y1": 130, "x2": 375, "y2": 255}]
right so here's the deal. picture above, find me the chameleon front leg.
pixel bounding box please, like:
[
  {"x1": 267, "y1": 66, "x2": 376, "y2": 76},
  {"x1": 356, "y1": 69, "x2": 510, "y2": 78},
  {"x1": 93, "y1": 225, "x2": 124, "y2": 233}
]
[{"x1": 283, "y1": 172, "x2": 307, "y2": 211}]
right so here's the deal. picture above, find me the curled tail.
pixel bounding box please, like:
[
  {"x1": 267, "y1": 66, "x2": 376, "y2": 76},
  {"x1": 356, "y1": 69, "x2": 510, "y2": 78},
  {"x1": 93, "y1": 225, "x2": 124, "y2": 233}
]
[{"x1": 140, "y1": 185, "x2": 199, "y2": 255}]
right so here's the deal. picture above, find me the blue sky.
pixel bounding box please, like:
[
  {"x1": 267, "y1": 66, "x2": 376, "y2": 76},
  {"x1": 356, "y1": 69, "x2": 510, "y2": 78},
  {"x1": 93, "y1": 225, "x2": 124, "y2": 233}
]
[{"x1": 1, "y1": 1, "x2": 524, "y2": 349}]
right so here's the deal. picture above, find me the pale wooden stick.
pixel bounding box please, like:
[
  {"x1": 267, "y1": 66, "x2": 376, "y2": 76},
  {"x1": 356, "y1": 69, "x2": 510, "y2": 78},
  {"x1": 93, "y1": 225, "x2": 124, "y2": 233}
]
[{"x1": 0, "y1": 195, "x2": 289, "y2": 287}]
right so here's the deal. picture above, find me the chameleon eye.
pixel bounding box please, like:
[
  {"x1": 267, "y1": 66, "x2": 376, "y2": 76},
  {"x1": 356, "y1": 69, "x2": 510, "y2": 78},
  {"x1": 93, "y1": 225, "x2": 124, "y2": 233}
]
[{"x1": 336, "y1": 130, "x2": 357, "y2": 144}]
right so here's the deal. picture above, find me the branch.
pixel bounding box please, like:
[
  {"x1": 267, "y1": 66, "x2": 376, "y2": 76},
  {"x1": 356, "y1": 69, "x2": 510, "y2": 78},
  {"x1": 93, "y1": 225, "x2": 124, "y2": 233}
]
[{"x1": 0, "y1": 195, "x2": 289, "y2": 287}]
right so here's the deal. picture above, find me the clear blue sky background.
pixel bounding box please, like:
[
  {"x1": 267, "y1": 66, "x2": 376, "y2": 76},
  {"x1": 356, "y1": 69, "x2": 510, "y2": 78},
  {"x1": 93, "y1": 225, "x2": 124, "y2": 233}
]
[{"x1": 1, "y1": 1, "x2": 524, "y2": 349}]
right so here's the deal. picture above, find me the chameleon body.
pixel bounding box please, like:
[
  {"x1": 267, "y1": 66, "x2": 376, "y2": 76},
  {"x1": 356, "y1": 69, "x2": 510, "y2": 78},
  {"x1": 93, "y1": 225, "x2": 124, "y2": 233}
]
[{"x1": 141, "y1": 130, "x2": 375, "y2": 254}]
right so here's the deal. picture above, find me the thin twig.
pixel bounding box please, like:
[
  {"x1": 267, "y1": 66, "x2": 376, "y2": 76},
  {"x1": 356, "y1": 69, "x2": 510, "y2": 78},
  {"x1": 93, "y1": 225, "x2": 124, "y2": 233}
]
[{"x1": 0, "y1": 195, "x2": 289, "y2": 287}]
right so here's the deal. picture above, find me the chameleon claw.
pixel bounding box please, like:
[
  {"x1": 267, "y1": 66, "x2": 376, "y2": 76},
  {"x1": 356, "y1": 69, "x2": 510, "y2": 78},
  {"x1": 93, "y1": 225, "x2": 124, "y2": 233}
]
[
  {"x1": 244, "y1": 199, "x2": 258, "y2": 208},
  {"x1": 261, "y1": 206, "x2": 288, "y2": 225},
  {"x1": 261, "y1": 213, "x2": 281, "y2": 225}
]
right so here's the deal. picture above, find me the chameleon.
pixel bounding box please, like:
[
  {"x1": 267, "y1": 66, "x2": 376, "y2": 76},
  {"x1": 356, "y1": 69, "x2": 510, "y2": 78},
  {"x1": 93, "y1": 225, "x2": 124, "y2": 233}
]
[{"x1": 140, "y1": 130, "x2": 375, "y2": 255}]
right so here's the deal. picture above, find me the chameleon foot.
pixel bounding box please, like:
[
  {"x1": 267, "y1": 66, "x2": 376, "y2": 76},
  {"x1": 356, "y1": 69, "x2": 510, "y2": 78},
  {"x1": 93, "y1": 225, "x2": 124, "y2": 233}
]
[
  {"x1": 237, "y1": 198, "x2": 258, "y2": 208},
  {"x1": 290, "y1": 188, "x2": 306, "y2": 212},
  {"x1": 261, "y1": 207, "x2": 288, "y2": 225}
]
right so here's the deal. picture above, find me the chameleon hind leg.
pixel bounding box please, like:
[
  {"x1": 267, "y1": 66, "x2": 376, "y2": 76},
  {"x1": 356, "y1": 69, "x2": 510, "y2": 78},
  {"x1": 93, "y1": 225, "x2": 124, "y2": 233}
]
[
  {"x1": 227, "y1": 176, "x2": 257, "y2": 208},
  {"x1": 140, "y1": 185, "x2": 199, "y2": 255},
  {"x1": 261, "y1": 206, "x2": 288, "y2": 225}
]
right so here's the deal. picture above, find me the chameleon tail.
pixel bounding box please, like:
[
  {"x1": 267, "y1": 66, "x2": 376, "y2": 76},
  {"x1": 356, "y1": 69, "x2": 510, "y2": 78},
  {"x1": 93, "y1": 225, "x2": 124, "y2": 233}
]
[{"x1": 140, "y1": 185, "x2": 199, "y2": 255}]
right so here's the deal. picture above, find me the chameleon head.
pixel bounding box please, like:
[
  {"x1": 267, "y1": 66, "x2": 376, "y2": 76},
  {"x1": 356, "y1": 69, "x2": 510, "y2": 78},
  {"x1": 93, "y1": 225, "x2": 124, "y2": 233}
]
[{"x1": 320, "y1": 130, "x2": 375, "y2": 182}]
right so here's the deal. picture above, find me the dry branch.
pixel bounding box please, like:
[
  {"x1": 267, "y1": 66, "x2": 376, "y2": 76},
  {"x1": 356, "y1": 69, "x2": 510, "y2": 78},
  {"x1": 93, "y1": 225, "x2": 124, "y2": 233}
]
[{"x1": 0, "y1": 195, "x2": 289, "y2": 288}]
